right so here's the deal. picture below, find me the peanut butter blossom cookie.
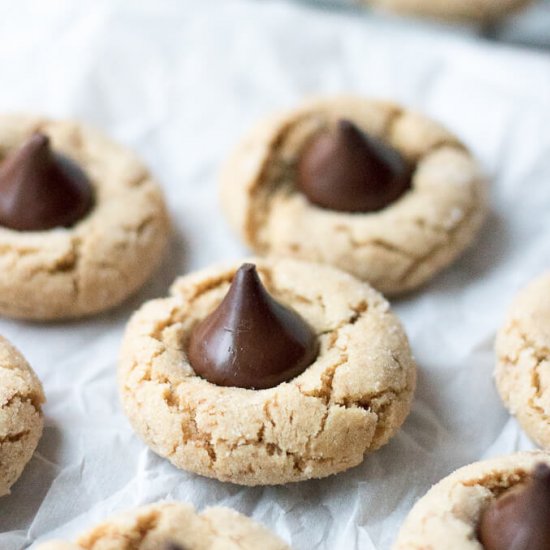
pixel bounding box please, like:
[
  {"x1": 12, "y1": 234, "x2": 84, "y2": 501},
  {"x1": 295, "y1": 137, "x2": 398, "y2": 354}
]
[
  {"x1": 495, "y1": 273, "x2": 550, "y2": 449},
  {"x1": 0, "y1": 115, "x2": 170, "y2": 320},
  {"x1": 119, "y1": 258, "x2": 416, "y2": 485},
  {"x1": 0, "y1": 336, "x2": 45, "y2": 497},
  {"x1": 394, "y1": 451, "x2": 550, "y2": 549},
  {"x1": 220, "y1": 96, "x2": 486, "y2": 296},
  {"x1": 366, "y1": 0, "x2": 532, "y2": 22},
  {"x1": 36, "y1": 501, "x2": 289, "y2": 550}
]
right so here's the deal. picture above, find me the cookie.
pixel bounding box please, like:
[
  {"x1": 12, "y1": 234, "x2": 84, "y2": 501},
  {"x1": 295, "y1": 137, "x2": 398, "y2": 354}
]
[
  {"x1": 394, "y1": 451, "x2": 550, "y2": 549},
  {"x1": 35, "y1": 501, "x2": 289, "y2": 550},
  {"x1": 495, "y1": 273, "x2": 550, "y2": 449},
  {"x1": 0, "y1": 114, "x2": 170, "y2": 320},
  {"x1": 0, "y1": 335, "x2": 45, "y2": 497},
  {"x1": 119, "y1": 257, "x2": 416, "y2": 485},
  {"x1": 220, "y1": 96, "x2": 486, "y2": 296},
  {"x1": 366, "y1": 0, "x2": 532, "y2": 22}
]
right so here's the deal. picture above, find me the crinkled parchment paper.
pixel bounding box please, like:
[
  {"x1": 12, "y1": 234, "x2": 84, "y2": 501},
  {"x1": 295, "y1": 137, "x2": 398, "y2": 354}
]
[{"x1": 0, "y1": 1, "x2": 549, "y2": 549}]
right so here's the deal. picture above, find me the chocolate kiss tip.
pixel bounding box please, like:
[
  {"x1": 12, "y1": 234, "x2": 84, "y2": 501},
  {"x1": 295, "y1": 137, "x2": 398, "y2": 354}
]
[
  {"x1": 10, "y1": 132, "x2": 50, "y2": 167},
  {"x1": 27, "y1": 132, "x2": 49, "y2": 148},
  {"x1": 478, "y1": 462, "x2": 550, "y2": 550},
  {"x1": 296, "y1": 118, "x2": 411, "y2": 213},
  {"x1": 533, "y1": 462, "x2": 550, "y2": 480},
  {"x1": 0, "y1": 132, "x2": 94, "y2": 231},
  {"x1": 338, "y1": 118, "x2": 360, "y2": 135},
  {"x1": 187, "y1": 263, "x2": 319, "y2": 390}
]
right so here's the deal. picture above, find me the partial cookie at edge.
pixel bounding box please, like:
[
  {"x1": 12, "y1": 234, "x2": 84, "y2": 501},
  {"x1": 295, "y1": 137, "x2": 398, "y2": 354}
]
[
  {"x1": 366, "y1": 0, "x2": 532, "y2": 22},
  {"x1": 35, "y1": 501, "x2": 289, "y2": 550},
  {"x1": 394, "y1": 451, "x2": 550, "y2": 549},
  {"x1": 0, "y1": 335, "x2": 45, "y2": 497},
  {"x1": 495, "y1": 272, "x2": 550, "y2": 449}
]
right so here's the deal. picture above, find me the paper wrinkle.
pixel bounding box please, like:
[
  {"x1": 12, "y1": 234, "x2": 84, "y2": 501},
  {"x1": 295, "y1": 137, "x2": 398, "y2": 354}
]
[{"x1": 0, "y1": 1, "x2": 548, "y2": 549}]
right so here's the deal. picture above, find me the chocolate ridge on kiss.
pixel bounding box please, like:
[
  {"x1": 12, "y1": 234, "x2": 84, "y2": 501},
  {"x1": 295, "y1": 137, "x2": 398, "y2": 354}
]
[
  {"x1": 296, "y1": 118, "x2": 412, "y2": 213},
  {"x1": 0, "y1": 132, "x2": 94, "y2": 231},
  {"x1": 187, "y1": 263, "x2": 319, "y2": 390}
]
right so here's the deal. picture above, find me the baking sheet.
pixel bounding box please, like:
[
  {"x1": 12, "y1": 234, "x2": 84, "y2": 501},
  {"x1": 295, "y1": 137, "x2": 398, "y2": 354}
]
[{"x1": 0, "y1": 1, "x2": 549, "y2": 548}]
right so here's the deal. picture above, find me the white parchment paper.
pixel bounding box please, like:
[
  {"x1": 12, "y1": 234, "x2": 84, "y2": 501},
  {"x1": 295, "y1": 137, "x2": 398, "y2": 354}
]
[{"x1": 0, "y1": 1, "x2": 549, "y2": 549}]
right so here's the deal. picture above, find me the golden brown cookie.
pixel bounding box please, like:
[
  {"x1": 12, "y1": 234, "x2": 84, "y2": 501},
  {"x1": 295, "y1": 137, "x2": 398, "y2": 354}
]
[
  {"x1": 495, "y1": 273, "x2": 550, "y2": 449},
  {"x1": 36, "y1": 501, "x2": 289, "y2": 550},
  {"x1": 220, "y1": 96, "x2": 486, "y2": 296},
  {"x1": 0, "y1": 335, "x2": 45, "y2": 497},
  {"x1": 119, "y1": 257, "x2": 416, "y2": 485},
  {"x1": 0, "y1": 114, "x2": 170, "y2": 320},
  {"x1": 394, "y1": 451, "x2": 550, "y2": 549}
]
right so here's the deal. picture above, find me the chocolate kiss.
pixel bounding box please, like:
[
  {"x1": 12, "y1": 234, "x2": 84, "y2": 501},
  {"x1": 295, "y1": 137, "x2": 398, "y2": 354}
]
[
  {"x1": 297, "y1": 119, "x2": 412, "y2": 213},
  {"x1": 187, "y1": 263, "x2": 319, "y2": 390},
  {"x1": 0, "y1": 133, "x2": 94, "y2": 231},
  {"x1": 478, "y1": 463, "x2": 550, "y2": 550}
]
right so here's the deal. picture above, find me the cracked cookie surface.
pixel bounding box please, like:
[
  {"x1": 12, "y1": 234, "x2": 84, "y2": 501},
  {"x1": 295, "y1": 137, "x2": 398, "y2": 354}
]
[
  {"x1": 0, "y1": 114, "x2": 170, "y2": 320},
  {"x1": 0, "y1": 335, "x2": 45, "y2": 497},
  {"x1": 119, "y1": 257, "x2": 416, "y2": 485},
  {"x1": 220, "y1": 96, "x2": 486, "y2": 296},
  {"x1": 36, "y1": 501, "x2": 289, "y2": 550},
  {"x1": 394, "y1": 451, "x2": 550, "y2": 549},
  {"x1": 365, "y1": 0, "x2": 532, "y2": 22},
  {"x1": 495, "y1": 273, "x2": 550, "y2": 449}
]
